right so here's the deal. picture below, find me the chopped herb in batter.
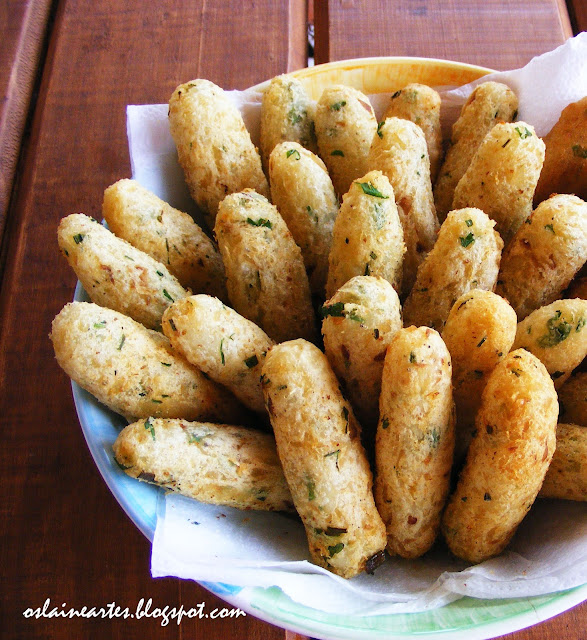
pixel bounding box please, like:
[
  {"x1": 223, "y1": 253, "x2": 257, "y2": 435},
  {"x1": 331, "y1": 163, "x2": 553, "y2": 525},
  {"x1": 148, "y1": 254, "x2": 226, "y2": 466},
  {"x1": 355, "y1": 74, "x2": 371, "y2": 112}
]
[
  {"x1": 246, "y1": 217, "x2": 273, "y2": 229},
  {"x1": 537, "y1": 310, "x2": 572, "y2": 348},
  {"x1": 356, "y1": 181, "x2": 389, "y2": 199},
  {"x1": 144, "y1": 418, "x2": 156, "y2": 441}
]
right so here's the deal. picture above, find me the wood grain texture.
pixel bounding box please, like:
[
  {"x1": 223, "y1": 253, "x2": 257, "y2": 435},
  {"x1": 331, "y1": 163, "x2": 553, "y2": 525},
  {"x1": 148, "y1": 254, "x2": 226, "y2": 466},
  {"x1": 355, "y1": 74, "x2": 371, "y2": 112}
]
[
  {"x1": 0, "y1": 0, "x2": 53, "y2": 240},
  {"x1": 567, "y1": 0, "x2": 587, "y2": 32},
  {"x1": 0, "y1": 1, "x2": 304, "y2": 638},
  {"x1": 314, "y1": 0, "x2": 573, "y2": 69}
]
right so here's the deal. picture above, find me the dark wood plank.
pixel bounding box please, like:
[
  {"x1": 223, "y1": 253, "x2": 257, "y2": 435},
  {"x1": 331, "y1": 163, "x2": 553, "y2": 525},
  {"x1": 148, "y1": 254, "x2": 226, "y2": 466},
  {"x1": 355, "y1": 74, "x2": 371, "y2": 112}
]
[
  {"x1": 0, "y1": 0, "x2": 53, "y2": 241},
  {"x1": 314, "y1": 0, "x2": 573, "y2": 70},
  {"x1": 0, "y1": 1, "x2": 306, "y2": 639},
  {"x1": 567, "y1": 0, "x2": 587, "y2": 33}
]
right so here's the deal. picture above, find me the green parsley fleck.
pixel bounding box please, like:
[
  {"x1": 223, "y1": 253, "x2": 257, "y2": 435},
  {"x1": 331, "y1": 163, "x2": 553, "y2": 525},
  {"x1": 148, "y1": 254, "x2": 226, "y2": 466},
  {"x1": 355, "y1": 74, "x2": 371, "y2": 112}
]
[
  {"x1": 409, "y1": 352, "x2": 417, "y2": 363},
  {"x1": 544, "y1": 223, "x2": 555, "y2": 233},
  {"x1": 537, "y1": 310, "x2": 572, "y2": 348},
  {"x1": 246, "y1": 217, "x2": 273, "y2": 229},
  {"x1": 331, "y1": 100, "x2": 347, "y2": 111},
  {"x1": 324, "y1": 526, "x2": 347, "y2": 536},
  {"x1": 459, "y1": 232, "x2": 475, "y2": 248},
  {"x1": 347, "y1": 309, "x2": 365, "y2": 323},
  {"x1": 377, "y1": 121, "x2": 385, "y2": 138},
  {"x1": 188, "y1": 430, "x2": 211, "y2": 444},
  {"x1": 381, "y1": 417, "x2": 390, "y2": 429},
  {"x1": 320, "y1": 302, "x2": 345, "y2": 318},
  {"x1": 328, "y1": 542, "x2": 344, "y2": 557},
  {"x1": 286, "y1": 148, "x2": 301, "y2": 160},
  {"x1": 93, "y1": 321, "x2": 106, "y2": 329},
  {"x1": 219, "y1": 338, "x2": 226, "y2": 365},
  {"x1": 572, "y1": 144, "x2": 587, "y2": 158},
  {"x1": 244, "y1": 354, "x2": 259, "y2": 368},
  {"x1": 331, "y1": 149, "x2": 344, "y2": 156},
  {"x1": 342, "y1": 406, "x2": 349, "y2": 431},
  {"x1": 162, "y1": 289, "x2": 174, "y2": 302},
  {"x1": 160, "y1": 362, "x2": 172, "y2": 367},
  {"x1": 117, "y1": 334, "x2": 125, "y2": 351},
  {"x1": 356, "y1": 181, "x2": 389, "y2": 199},
  {"x1": 288, "y1": 107, "x2": 302, "y2": 124},
  {"x1": 73, "y1": 233, "x2": 84, "y2": 244},
  {"x1": 324, "y1": 449, "x2": 341, "y2": 471},
  {"x1": 465, "y1": 219, "x2": 473, "y2": 227},
  {"x1": 515, "y1": 126, "x2": 533, "y2": 139},
  {"x1": 306, "y1": 476, "x2": 316, "y2": 501},
  {"x1": 144, "y1": 418, "x2": 156, "y2": 441},
  {"x1": 428, "y1": 429, "x2": 440, "y2": 448},
  {"x1": 372, "y1": 202, "x2": 387, "y2": 229}
]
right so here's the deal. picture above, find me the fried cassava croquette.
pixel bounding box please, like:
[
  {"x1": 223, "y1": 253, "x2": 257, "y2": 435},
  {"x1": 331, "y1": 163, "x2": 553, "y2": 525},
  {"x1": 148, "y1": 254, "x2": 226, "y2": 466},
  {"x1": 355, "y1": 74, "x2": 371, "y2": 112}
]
[
  {"x1": 51, "y1": 302, "x2": 244, "y2": 423},
  {"x1": 261, "y1": 339, "x2": 387, "y2": 579},
  {"x1": 162, "y1": 295, "x2": 273, "y2": 414},
  {"x1": 102, "y1": 179, "x2": 227, "y2": 300},
  {"x1": 375, "y1": 326, "x2": 455, "y2": 558},
  {"x1": 114, "y1": 418, "x2": 294, "y2": 511},
  {"x1": 214, "y1": 190, "x2": 317, "y2": 344},
  {"x1": 442, "y1": 349, "x2": 558, "y2": 563},
  {"x1": 168, "y1": 79, "x2": 270, "y2": 229},
  {"x1": 58, "y1": 213, "x2": 187, "y2": 330}
]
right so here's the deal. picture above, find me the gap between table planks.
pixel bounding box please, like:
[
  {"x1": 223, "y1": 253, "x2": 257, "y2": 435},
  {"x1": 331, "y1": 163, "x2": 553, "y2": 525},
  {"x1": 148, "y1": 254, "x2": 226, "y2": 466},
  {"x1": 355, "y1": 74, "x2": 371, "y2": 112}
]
[
  {"x1": 0, "y1": 0, "x2": 53, "y2": 250},
  {"x1": 0, "y1": 1, "x2": 306, "y2": 639}
]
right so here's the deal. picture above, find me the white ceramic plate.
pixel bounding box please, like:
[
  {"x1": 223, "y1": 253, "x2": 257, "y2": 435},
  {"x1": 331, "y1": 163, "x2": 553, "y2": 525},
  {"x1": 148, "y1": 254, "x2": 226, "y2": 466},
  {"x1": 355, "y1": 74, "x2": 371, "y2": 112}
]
[{"x1": 72, "y1": 56, "x2": 587, "y2": 639}]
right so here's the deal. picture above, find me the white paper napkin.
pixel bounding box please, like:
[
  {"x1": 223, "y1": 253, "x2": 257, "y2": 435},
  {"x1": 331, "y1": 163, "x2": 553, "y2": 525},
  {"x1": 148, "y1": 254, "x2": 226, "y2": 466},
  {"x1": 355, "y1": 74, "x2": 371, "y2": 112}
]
[{"x1": 125, "y1": 34, "x2": 587, "y2": 614}]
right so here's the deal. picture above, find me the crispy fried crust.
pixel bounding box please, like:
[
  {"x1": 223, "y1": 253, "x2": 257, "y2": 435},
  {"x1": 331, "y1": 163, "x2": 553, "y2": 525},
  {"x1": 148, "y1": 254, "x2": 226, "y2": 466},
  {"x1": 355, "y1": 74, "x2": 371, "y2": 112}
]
[
  {"x1": 496, "y1": 194, "x2": 587, "y2": 319},
  {"x1": 434, "y1": 82, "x2": 518, "y2": 220},
  {"x1": 375, "y1": 326, "x2": 455, "y2": 558},
  {"x1": 452, "y1": 121, "x2": 545, "y2": 245},
  {"x1": 326, "y1": 170, "x2": 405, "y2": 298},
  {"x1": 442, "y1": 290, "x2": 517, "y2": 462},
  {"x1": 168, "y1": 79, "x2": 269, "y2": 229},
  {"x1": 368, "y1": 117, "x2": 439, "y2": 294},
  {"x1": 50, "y1": 302, "x2": 244, "y2": 423},
  {"x1": 261, "y1": 339, "x2": 387, "y2": 579},
  {"x1": 315, "y1": 85, "x2": 377, "y2": 196},
  {"x1": 534, "y1": 97, "x2": 587, "y2": 204},
  {"x1": 382, "y1": 83, "x2": 443, "y2": 181},
  {"x1": 113, "y1": 418, "x2": 294, "y2": 511},
  {"x1": 214, "y1": 190, "x2": 317, "y2": 343},
  {"x1": 162, "y1": 295, "x2": 273, "y2": 413},
  {"x1": 513, "y1": 299, "x2": 587, "y2": 388},
  {"x1": 321, "y1": 276, "x2": 402, "y2": 443},
  {"x1": 260, "y1": 74, "x2": 318, "y2": 172},
  {"x1": 269, "y1": 141, "x2": 338, "y2": 296},
  {"x1": 402, "y1": 208, "x2": 503, "y2": 332},
  {"x1": 558, "y1": 372, "x2": 587, "y2": 427},
  {"x1": 58, "y1": 213, "x2": 187, "y2": 330},
  {"x1": 102, "y1": 179, "x2": 227, "y2": 300},
  {"x1": 442, "y1": 349, "x2": 558, "y2": 563},
  {"x1": 539, "y1": 423, "x2": 587, "y2": 501}
]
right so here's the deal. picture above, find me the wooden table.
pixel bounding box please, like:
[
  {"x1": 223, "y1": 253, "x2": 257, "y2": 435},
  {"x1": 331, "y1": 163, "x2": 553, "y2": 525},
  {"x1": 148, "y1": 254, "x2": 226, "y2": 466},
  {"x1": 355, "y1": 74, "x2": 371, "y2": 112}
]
[{"x1": 0, "y1": 1, "x2": 584, "y2": 638}]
